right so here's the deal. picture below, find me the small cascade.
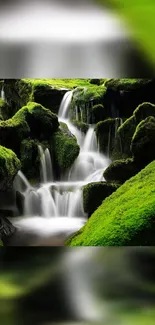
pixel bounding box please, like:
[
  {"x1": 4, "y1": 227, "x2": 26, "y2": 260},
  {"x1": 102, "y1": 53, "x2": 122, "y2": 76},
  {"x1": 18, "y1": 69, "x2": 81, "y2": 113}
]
[
  {"x1": 107, "y1": 125, "x2": 111, "y2": 158},
  {"x1": 1, "y1": 85, "x2": 5, "y2": 100},
  {"x1": 58, "y1": 90, "x2": 73, "y2": 119},
  {"x1": 38, "y1": 145, "x2": 53, "y2": 183}
]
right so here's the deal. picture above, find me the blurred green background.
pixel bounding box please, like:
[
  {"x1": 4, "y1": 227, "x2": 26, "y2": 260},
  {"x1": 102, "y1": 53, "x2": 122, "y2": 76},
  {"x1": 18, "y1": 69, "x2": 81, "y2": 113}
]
[{"x1": 98, "y1": 0, "x2": 155, "y2": 66}]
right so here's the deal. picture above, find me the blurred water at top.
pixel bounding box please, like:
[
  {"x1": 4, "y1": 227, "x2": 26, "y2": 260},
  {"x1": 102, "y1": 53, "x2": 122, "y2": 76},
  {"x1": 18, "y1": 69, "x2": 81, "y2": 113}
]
[{"x1": 0, "y1": 0, "x2": 152, "y2": 77}]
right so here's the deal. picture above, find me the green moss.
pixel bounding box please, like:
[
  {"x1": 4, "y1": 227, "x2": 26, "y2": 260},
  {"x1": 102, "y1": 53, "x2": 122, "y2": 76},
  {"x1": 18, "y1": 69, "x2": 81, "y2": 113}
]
[
  {"x1": 0, "y1": 146, "x2": 21, "y2": 191},
  {"x1": 66, "y1": 160, "x2": 155, "y2": 246},
  {"x1": 71, "y1": 119, "x2": 89, "y2": 133},
  {"x1": 0, "y1": 239, "x2": 3, "y2": 246},
  {"x1": 0, "y1": 102, "x2": 59, "y2": 153},
  {"x1": 83, "y1": 181, "x2": 118, "y2": 216},
  {"x1": 103, "y1": 158, "x2": 139, "y2": 183},
  {"x1": 133, "y1": 102, "x2": 155, "y2": 123},
  {"x1": 92, "y1": 104, "x2": 106, "y2": 123},
  {"x1": 23, "y1": 78, "x2": 92, "y2": 89},
  {"x1": 0, "y1": 99, "x2": 9, "y2": 120},
  {"x1": 53, "y1": 128, "x2": 80, "y2": 170},
  {"x1": 4, "y1": 79, "x2": 33, "y2": 116},
  {"x1": 116, "y1": 115, "x2": 137, "y2": 158},
  {"x1": 95, "y1": 118, "x2": 116, "y2": 157},
  {"x1": 105, "y1": 79, "x2": 152, "y2": 91},
  {"x1": 72, "y1": 85, "x2": 107, "y2": 105},
  {"x1": 20, "y1": 138, "x2": 41, "y2": 180},
  {"x1": 131, "y1": 116, "x2": 155, "y2": 167}
]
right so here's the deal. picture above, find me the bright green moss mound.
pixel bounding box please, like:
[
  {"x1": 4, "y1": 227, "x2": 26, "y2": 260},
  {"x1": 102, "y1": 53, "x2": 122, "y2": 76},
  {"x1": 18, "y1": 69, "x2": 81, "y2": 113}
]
[
  {"x1": 103, "y1": 158, "x2": 139, "y2": 184},
  {"x1": 66, "y1": 160, "x2": 155, "y2": 246},
  {"x1": 73, "y1": 85, "x2": 107, "y2": 105},
  {"x1": 23, "y1": 79, "x2": 92, "y2": 89},
  {"x1": 53, "y1": 128, "x2": 80, "y2": 170},
  {"x1": 83, "y1": 181, "x2": 118, "y2": 216},
  {"x1": 0, "y1": 146, "x2": 21, "y2": 190}
]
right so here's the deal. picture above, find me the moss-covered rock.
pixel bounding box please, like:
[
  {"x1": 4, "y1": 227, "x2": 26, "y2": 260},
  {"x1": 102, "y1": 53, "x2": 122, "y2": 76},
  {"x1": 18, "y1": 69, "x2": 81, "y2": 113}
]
[
  {"x1": 52, "y1": 126, "x2": 80, "y2": 170},
  {"x1": 116, "y1": 116, "x2": 137, "y2": 158},
  {"x1": 83, "y1": 181, "x2": 118, "y2": 216},
  {"x1": 131, "y1": 116, "x2": 155, "y2": 167},
  {"x1": 0, "y1": 99, "x2": 9, "y2": 120},
  {"x1": 104, "y1": 79, "x2": 155, "y2": 119},
  {"x1": 20, "y1": 138, "x2": 40, "y2": 180},
  {"x1": 4, "y1": 79, "x2": 33, "y2": 117},
  {"x1": 0, "y1": 146, "x2": 21, "y2": 190},
  {"x1": 0, "y1": 102, "x2": 59, "y2": 154},
  {"x1": 95, "y1": 118, "x2": 122, "y2": 158},
  {"x1": 92, "y1": 104, "x2": 106, "y2": 123},
  {"x1": 133, "y1": 102, "x2": 155, "y2": 123},
  {"x1": 71, "y1": 85, "x2": 107, "y2": 123},
  {"x1": 66, "y1": 160, "x2": 155, "y2": 246},
  {"x1": 33, "y1": 83, "x2": 68, "y2": 114},
  {"x1": 71, "y1": 119, "x2": 89, "y2": 133},
  {"x1": 104, "y1": 79, "x2": 153, "y2": 91},
  {"x1": 103, "y1": 158, "x2": 139, "y2": 183},
  {"x1": 25, "y1": 102, "x2": 59, "y2": 140}
]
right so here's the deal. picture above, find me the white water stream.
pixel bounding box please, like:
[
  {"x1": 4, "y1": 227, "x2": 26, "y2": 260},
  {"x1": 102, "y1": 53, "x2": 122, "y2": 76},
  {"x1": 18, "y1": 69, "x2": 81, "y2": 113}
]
[{"x1": 1, "y1": 85, "x2": 5, "y2": 100}]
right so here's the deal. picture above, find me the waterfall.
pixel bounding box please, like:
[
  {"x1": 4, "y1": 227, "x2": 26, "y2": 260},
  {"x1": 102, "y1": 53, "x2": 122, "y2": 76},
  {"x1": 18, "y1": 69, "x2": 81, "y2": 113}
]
[
  {"x1": 58, "y1": 90, "x2": 73, "y2": 119},
  {"x1": 1, "y1": 85, "x2": 5, "y2": 100},
  {"x1": 13, "y1": 91, "x2": 111, "y2": 246},
  {"x1": 38, "y1": 145, "x2": 53, "y2": 183}
]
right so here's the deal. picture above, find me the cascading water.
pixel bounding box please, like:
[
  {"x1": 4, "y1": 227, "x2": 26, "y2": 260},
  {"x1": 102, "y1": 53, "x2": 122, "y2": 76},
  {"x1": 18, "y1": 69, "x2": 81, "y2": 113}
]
[
  {"x1": 13, "y1": 90, "x2": 111, "y2": 246},
  {"x1": 1, "y1": 85, "x2": 5, "y2": 100}
]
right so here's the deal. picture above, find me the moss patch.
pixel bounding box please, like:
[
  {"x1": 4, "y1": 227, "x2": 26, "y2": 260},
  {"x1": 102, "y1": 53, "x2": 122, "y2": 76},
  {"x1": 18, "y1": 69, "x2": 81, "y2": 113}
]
[
  {"x1": 103, "y1": 158, "x2": 139, "y2": 183},
  {"x1": 52, "y1": 128, "x2": 80, "y2": 170},
  {"x1": 71, "y1": 119, "x2": 89, "y2": 133},
  {"x1": 83, "y1": 181, "x2": 118, "y2": 216},
  {"x1": 0, "y1": 102, "x2": 59, "y2": 154},
  {"x1": 105, "y1": 79, "x2": 152, "y2": 91},
  {"x1": 0, "y1": 99, "x2": 9, "y2": 120},
  {"x1": 0, "y1": 146, "x2": 21, "y2": 191},
  {"x1": 131, "y1": 116, "x2": 155, "y2": 167},
  {"x1": 66, "y1": 160, "x2": 155, "y2": 246}
]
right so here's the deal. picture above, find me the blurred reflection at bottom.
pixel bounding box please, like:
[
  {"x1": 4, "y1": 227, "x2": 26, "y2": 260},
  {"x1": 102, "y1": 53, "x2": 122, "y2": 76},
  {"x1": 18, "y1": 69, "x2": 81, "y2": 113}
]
[{"x1": 0, "y1": 247, "x2": 155, "y2": 325}]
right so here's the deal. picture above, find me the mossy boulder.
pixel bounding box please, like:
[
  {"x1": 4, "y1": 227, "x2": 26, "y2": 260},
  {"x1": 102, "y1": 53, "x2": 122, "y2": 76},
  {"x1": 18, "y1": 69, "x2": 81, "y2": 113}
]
[
  {"x1": 133, "y1": 102, "x2": 155, "y2": 123},
  {"x1": 131, "y1": 116, "x2": 155, "y2": 167},
  {"x1": 116, "y1": 116, "x2": 137, "y2": 158},
  {"x1": 66, "y1": 160, "x2": 155, "y2": 246},
  {"x1": 71, "y1": 119, "x2": 89, "y2": 133},
  {"x1": 103, "y1": 158, "x2": 139, "y2": 184},
  {"x1": 92, "y1": 104, "x2": 106, "y2": 123},
  {"x1": 83, "y1": 181, "x2": 118, "y2": 216},
  {"x1": 24, "y1": 102, "x2": 59, "y2": 140},
  {"x1": 4, "y1": 79, "x2": 33, "y2": 117},
  {"x1": 0, "y1": 102, "x2": 59, "y2": 154},
  {"x1": 71, "y1": 85, "x2": 107, "y2": 123},
  {"x1": 20, "y1": 138, "x2": 41, "y2": 180},
  {"x1": 33, "y1": 84, "x2": 68, "y2": 115},
  {"x1": 104, "y1": 79, "x2": 155, "y2": 118},
  {"x1": 52, "y1": 125, "x2": 80, "y2": 170},
  {"x1": 95, "y1": 118, "x2": 122, "y2": 158},
  {"x1": 3, "y1": 79, "x2": 69, "y2": 116},
  {"x1": 0, "y1": 99, "x2": 9, "y2": 120},
  {"x1": 0, "y1": 146, "x2": 21, "y2": 190}
]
